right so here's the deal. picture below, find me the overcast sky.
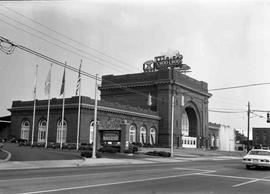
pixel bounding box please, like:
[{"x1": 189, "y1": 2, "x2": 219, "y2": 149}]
[{"x1": 1, "y1": 0, "x2": 270, "y2": 136}]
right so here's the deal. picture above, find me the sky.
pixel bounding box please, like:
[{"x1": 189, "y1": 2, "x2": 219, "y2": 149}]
[{"x1": 1, "y1": 0, "x2": 270, "y2": 137}]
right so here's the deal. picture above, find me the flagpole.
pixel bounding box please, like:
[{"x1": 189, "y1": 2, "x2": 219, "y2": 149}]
[
  {"x1": 92, "y1": 74, "x2": 98, "y2": 159},
  {"x1": 45, "y1": 64, "x2": 52, "y2": 148},
  {"x1": 60, "y1": 63, "x2": 66, "y2": 149},
  {"x1": 76, "y1": 60, "x2": 82, "y2": 150},
  {"x1": 31, "y1": 65, "x2": 38, "y2": 146}
]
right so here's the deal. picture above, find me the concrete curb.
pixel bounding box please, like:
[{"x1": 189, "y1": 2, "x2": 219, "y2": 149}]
[
  {"x1": 0, "y1": 149, "x2": 11, "y2": 163},
  {"x1": 0, "y1": 158, "x2": 151, "y2": 171}
]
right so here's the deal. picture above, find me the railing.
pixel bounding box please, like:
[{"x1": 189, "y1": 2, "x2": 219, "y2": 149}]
[{"x1": 182, "y1": 136, "x2": 197, "y2": 148}]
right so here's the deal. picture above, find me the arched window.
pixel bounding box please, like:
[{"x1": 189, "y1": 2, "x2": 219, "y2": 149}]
[
  {"x1": 150, "y1": 128, "x2": 156, "y2": 145},
  {"x1": 89, "y1": 121, "x2": 94, "y2": 144},
  {"x1": 140, "y1": 127, "x2": 147, "y2": 144},
  {"x1": 38, "y1": 120, "x2": 47, "y2": 143},
  {"x1": 56, "y1": 120, "x2": 67, "y2": 143},
  {"x1": 129, "y1": 125, "x2": 136, "y2": 143},
  {"x1": 21, "y1": 120, "x2": 30, "y2": 140},
  {"x1": 181, "y1": 111, "x2": 189, "y2": 136}
]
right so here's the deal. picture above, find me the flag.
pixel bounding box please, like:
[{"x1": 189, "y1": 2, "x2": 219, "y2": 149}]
[
  {"x1": 147, "y1": 93, "x2": 152, "y2": 106},
  {"x1": 45, "y1": 65, "x2": 52, "y2": 96},
  {"x1": 33, "y1": 65, "x2": 38, "y2": 98},
  {"x1": 60, "y1": 67, "x2": 65, "y2": 95},
  {"x1": 75, "y1": 60, "x2": 82, "y2": 96}
]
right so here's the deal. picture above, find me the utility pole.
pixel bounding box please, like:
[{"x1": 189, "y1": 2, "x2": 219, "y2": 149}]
[
  {"x1": 92, "y1": 74, "x2": 98, "y2": 159},
  {"x1": 170, "y1": 93, "x2": 175, "y2": 158},
  {"x1": 247, "y1": 102, "x2": 250, "y2": 152}
]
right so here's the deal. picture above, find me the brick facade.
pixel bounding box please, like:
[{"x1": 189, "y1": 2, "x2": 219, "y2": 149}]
[
  {"x1": 100, "y1": 68, "x2": 211, "y2": 147},
  {"x1": 9, "y1": 96, "x2": 160, "y2": 148}
]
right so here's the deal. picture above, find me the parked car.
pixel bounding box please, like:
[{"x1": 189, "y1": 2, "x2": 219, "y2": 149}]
[{"x1": 242, "y1": 149, "x2": 270, "y2": 169}]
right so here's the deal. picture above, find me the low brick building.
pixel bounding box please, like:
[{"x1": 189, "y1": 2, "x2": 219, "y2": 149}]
[{"x1": 9, "y1": 96, "x2": 160, "y2": 150}]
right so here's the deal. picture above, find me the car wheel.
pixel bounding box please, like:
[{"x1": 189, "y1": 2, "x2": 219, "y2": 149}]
[{"x1": 246, "y1": 165, "x2": 251, "y2": 169}]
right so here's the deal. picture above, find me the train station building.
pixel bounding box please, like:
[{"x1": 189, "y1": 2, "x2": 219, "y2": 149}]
[{"x1": 8, "y1": 52, "x2": 212, "y2": 150}]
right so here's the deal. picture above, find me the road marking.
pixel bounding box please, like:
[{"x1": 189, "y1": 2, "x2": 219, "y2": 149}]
[
  {"x1": 173, "y1": 167, "x2": 216, "y2": 173},
  {"x1": 232, "y1": 175, "x2": 270, "y2": 187},
  {"x1": 232, "y1": 179, "x2": 260, "y2": 187},
  {"x1": 196, "y1": 173, "x2": 270, "y2": 188},
  {"x1": 19, "y1": 172, "x2": 206, "y2": 194}
]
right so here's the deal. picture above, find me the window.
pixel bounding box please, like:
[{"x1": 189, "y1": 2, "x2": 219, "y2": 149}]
[
  {"x1": 38, "y1": 120, "x2": 47, "y2": 143},
  {"x1": 56, "y1": 120, "x2": 67, "y2": 143},
  {"x1": 129, "y1": 125, "x2": 136, "y2": 143},
  {"x1": 140, "y1": 127, "x2": 147, "y2": 144},
  {"x1": 89, "y1": 121, "x2": 94, "y2": 144},
  {"x1": 150, "y1": 128, "x2": 156, "y2": 145},
  {"x1": 21, "y1": 120, "x2": 30, "y2": 140},
  {"x1": 181, "y1": 111, "x2": 189, "y2": 136}
]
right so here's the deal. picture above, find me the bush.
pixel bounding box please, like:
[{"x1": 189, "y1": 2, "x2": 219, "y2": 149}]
[
  {"x1": 36, "y1": 143, "x2": 45, "y2": 147},
  {"x1": 67, "y1": 144, "x2": 76, "y2": 150},
  {"x1": 128, "y1": 144, "x2": 139, "y2": 153},
  {"x1": 145, "y1": 151, "x2": 171, "y2": 157},
  {"x1": 98, "y1": 146, "x2": 119, "y2": 153},
  {"x1": 132, "y1": 142, "x2": 143, "y2": 147},
  {"x1": 79, "y1": 144, "x2": 92, "y2": 150},
  {"x1": 81, "y1": 151, "x2": 102, "y2": 158}
]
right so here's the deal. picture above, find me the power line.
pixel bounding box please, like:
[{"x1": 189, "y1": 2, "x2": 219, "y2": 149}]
[
  {"x1": 0, "y1": 35, "x2": 101, "y2": 81},
  {"x1": 209, "y1": 110, "x2": 246, "y2": 113},
  {"x1": 209, "y1": 82, "x2": 270, "y2": 91},
  {"x1": 0, "y1": 13, "x2": 134, "y2": 74},
  {"x1": 0, "y1": 4, "x2": 141, "y2": 72}
]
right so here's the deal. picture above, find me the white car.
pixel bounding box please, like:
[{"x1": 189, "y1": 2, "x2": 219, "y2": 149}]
[{"x1": 242, "y1": 149, "x2": 270, "y2": 169}]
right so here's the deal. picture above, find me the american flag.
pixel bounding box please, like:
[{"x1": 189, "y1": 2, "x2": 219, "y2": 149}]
[{"x1": 75, "y1": 60, "x2": 82, "y2": 96}]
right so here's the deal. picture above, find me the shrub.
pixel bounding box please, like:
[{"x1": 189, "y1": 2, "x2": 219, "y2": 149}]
[
  {"x1": 81, "y1": 151, "x2": 102, "y2": 158},
  {"x1": 36, "y1": 143, "x2": 45, "y2": 147},
  {"x1": 145, "y1": 151, "x2": 171, "y2": 157},
  {"x1": 128, "y1": 144, "x2": 139, "y2": 153},
  {"x1": 67, "y1": 144, "x2": 76, "y2": 150},
  {"x1": 98, "y1": 146, "x2": 119, "y2": 153},
  {"x1": 159, "y1": 151, "x2": 171, "y2": 157},
  {"x1": 79, "y1": 144, "x2": 92, "y2": 150},
  {"x1": 132, "y1": 142, "x2": 143, "y2": 147}
]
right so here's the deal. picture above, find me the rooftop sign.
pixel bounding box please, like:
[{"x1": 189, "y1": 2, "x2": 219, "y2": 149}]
[{"x1": 143, "y1": 51, "x2": 191, "y2": 72}]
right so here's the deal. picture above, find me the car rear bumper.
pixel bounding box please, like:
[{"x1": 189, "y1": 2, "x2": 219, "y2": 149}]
[{"x1": 242, "y1": 161, "x2": 270, "y2": 167}]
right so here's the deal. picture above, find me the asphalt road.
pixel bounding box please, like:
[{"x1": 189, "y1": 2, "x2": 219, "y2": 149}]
[{"x1": 1, "y1": 159, "x2": 270, "y2": 194}]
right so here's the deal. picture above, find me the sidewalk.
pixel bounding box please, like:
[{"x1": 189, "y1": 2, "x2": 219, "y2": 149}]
[{"x1": 0, "y1": 147, "x2": 244, "y2": 171}]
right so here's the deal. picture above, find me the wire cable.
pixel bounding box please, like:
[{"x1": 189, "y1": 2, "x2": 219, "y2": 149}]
[
  {"x1": 209, "y1": 82, "x2": 270, "y2": 91},
  {"x1": 0, "y1": 4, "x2": 141, "y2": 72},
  {"x1": 0, "y1": 13, "x2": 133, "y2": 73}
]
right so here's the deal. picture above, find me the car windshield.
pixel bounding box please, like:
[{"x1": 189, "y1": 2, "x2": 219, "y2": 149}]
[{"x1": 249, "y1": 150, "x2": 270, "y2": 156}]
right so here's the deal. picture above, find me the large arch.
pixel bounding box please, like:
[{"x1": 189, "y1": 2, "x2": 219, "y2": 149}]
[{"x1": 180, "y1": 100, "x2": 201, "y2": 148}]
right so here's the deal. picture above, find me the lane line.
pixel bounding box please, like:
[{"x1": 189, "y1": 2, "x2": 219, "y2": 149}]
[
  {"x1": 232, "y1": 175, "x2": 270, "y2": 188},
  {"x1": 232, "y1": 179, "x2": 260, "y2": 187},
  {"x1": 19, "y1": 172, "x2": 205, "y2": 194},
  {"x1": 199, "y1": 173, "x2": 260, "y2": 181},
  {"x1": 173, "y1": 167, "x2": 216, "y2": 173}
]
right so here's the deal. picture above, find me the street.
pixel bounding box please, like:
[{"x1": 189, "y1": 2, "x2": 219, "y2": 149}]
[{"x1": 0, "y1": 159, "x2": 270, "y2": 194}]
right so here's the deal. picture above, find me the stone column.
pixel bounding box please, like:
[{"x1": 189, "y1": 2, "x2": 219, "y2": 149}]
[{"x1": 120, "y1": 119, "x2": 129, "y2": 153}]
